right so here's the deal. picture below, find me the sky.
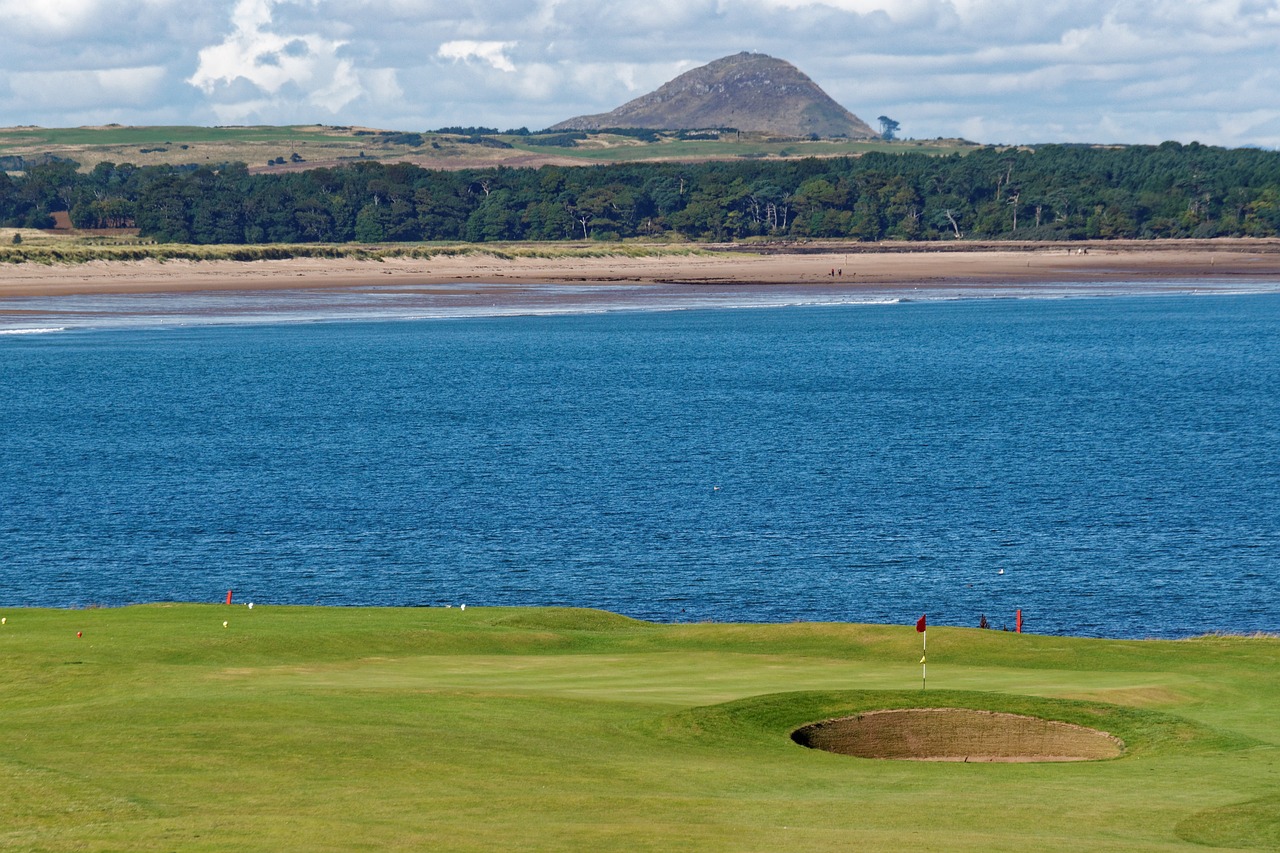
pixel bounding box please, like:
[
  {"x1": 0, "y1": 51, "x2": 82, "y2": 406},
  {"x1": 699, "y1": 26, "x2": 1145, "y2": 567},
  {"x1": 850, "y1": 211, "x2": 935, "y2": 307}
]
[{"x1": 2, "y1": 0, "x2": 1278, "y2": 148}]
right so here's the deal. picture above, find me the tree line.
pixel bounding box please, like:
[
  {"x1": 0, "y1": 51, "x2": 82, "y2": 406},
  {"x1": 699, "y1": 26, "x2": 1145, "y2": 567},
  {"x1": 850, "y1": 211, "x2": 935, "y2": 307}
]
[{"x1": 3, "y1": 142, "x2": 1279, "y2": 243}]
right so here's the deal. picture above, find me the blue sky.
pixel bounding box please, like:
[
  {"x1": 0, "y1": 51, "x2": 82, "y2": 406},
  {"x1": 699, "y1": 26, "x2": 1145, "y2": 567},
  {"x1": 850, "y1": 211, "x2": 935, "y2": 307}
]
[{"x1": 2, "y1": 0, "x2": 1278, "y2": 147}]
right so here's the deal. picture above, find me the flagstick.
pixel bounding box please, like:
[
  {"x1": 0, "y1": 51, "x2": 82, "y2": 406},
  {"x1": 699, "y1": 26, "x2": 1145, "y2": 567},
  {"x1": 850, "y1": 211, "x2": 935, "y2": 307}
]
[{"x1": 922, "y1": 628, "x2": 927, "y2": 691}]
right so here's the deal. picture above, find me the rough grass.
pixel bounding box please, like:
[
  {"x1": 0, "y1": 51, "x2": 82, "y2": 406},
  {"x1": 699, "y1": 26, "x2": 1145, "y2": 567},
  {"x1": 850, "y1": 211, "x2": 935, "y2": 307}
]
[{"x1": 0, "y1": 605, "x2": 1276, "y2": 851}]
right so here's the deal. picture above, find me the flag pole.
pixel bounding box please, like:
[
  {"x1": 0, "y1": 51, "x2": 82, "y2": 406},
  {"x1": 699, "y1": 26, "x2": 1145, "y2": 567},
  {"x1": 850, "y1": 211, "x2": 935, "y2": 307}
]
[
  {"x1": 922, "y1": 627, "x2": 927, "y2": 691},
  {"x1": 915, "y1": 614, "x2": 927, "y2": 691}
]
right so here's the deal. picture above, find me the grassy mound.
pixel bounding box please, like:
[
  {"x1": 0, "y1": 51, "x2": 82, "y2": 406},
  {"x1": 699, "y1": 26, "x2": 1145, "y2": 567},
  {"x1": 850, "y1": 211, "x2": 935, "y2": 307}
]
[
  {"x1": 792, "y1": 708, "x2": 1123, "y2": 761},
  {"x1": 1176, "y1": 794, "x2": 1280, "y2": 849}
]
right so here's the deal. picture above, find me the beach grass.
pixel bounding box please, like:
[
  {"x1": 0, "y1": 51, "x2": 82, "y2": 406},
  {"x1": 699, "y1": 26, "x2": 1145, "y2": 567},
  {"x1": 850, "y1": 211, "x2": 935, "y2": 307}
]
[
  {"x1": 0, "y1": 234, "x2": 709, "y2": 266},
  {"x1": 0, "y1": 605, "x2": 1275, "y2": 851}
]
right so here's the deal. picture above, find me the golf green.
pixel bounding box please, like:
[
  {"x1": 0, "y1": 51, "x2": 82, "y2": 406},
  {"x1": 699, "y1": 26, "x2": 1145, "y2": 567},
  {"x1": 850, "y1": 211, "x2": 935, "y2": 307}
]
[{"x1": 1, "y1": 605, "x2": 1275, "y2": 851}]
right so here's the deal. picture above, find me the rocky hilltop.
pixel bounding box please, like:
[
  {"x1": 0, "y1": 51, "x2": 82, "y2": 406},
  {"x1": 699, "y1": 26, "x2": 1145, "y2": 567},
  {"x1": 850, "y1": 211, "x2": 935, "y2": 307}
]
[{"x1": 551, "y1": 52, "x2": 876, "y2": 139}]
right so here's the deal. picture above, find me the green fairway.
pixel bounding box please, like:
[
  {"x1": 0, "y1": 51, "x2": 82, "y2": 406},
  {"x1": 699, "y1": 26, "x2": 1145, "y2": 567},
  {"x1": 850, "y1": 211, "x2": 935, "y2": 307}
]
[{"x1": 0, "y1": 606, "x2": 1275, "y2": 851}]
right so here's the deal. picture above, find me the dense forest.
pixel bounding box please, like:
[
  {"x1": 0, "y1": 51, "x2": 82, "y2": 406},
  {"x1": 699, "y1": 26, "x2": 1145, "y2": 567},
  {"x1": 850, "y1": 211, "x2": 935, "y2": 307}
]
[{"x1": 3, "y1": 142, "x2": 1279, "y2": 243}]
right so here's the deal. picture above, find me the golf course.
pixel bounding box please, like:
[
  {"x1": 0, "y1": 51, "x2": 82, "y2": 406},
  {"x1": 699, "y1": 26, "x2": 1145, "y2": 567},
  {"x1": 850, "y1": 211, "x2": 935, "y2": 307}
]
[{"x1": 1, "y1": 605, "x2": 1275, "y2": 850}]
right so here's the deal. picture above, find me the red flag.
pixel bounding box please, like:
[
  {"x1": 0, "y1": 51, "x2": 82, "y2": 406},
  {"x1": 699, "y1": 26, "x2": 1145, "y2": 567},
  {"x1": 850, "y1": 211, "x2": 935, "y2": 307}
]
[{"x1": 916, "y1": 614, "x2": 927, "y2": 632}]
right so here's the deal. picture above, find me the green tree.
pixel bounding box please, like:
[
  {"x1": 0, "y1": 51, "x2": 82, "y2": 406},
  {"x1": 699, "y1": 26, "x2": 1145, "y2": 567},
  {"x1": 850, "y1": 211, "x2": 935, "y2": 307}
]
[
  {"x1": 354, "y1": 203, "x2": 388, "y2": 242},
  {"x1": 464, "y1": 190, "x2": 521, "y2": 241},
  {"x1": 135, "y1": 174, "x2": 193, "y2": 242}
]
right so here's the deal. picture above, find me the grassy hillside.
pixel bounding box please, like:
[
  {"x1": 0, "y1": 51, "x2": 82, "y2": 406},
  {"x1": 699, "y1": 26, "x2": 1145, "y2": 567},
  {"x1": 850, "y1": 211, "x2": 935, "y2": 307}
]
[
  {"x1": 0, "y1": 124, "x2": 975, "y2": 173},
  {"x1": 0, "y1": 605, "x2": 1275, "y2": 851},
  {"x1": 504, "y1": 134, "x2": 962, "y2": 162},
  {"x1": 0, "y1": 125, "x2": 419, "y2": 172}
]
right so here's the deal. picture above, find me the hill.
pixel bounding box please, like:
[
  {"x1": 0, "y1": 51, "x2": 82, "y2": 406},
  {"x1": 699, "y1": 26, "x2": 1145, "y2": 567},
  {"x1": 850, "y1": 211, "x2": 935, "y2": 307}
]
[{"x1": 551, "y1": 52, "x2": 878, "y2": 139}]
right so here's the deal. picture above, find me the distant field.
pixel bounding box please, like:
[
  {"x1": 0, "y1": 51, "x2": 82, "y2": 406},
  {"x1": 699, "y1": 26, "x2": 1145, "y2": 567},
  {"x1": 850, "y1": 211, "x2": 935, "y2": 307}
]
[
  {"x1": 0, "y1": 605, "x2": 1275, "y2": 851},
  {"x1": 0, "y1": 125, "x2": 333, "y2": 146},
  {"x1": 0, "y1": 124, "x2": 412, "y2": 172},
  {"x1": 0, "y1": 124, "x2": 976, "y2": 173}
]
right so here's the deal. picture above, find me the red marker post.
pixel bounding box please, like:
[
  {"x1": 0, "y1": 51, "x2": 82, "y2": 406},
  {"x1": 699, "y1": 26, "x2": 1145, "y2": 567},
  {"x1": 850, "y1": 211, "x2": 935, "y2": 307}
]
[
  {"x1": 226, "y1": 589, "x2": 233, "y2": 606},
  {"x1": 1016, "y1": 609, "x2": 1023, "y2": 633}
]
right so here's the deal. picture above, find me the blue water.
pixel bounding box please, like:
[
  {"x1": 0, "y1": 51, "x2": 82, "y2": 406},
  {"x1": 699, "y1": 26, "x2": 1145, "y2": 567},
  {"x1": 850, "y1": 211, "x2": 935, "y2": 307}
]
[{"x1": 2, "y1": 294, "x2": 1278, "y2": 638}]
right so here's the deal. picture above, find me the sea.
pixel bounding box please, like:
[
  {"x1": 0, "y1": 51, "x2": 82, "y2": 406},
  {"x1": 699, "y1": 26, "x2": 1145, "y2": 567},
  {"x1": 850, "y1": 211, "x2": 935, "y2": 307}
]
[{"x1": 2, "y1": 280, "x2": 1278, "y2": 638}]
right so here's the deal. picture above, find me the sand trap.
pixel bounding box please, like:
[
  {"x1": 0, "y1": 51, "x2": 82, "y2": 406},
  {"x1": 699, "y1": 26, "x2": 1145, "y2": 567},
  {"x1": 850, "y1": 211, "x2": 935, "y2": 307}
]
[{"x1": 792, "y1": 708, "x2": 1123, "y2": 762}]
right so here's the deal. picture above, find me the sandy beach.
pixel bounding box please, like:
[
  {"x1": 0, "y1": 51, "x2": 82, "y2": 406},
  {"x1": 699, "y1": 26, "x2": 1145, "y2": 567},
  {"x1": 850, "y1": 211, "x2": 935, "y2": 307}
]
[{"x1": 3, "y1": 241, "x2": 1280, "y2": 307}]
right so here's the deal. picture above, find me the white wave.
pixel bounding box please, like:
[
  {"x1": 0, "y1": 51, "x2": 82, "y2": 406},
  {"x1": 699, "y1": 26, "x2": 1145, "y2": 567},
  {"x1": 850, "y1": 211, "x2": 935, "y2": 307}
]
[{"x1": 0, "y1": 327, "x2": 66, "y2": 335}]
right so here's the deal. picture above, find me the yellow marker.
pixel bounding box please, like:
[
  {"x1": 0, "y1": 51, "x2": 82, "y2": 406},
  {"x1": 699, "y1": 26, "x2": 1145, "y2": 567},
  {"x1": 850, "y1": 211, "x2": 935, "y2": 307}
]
[{"x1": 920, "y1": 655, "x2": 926, "y2": 663}]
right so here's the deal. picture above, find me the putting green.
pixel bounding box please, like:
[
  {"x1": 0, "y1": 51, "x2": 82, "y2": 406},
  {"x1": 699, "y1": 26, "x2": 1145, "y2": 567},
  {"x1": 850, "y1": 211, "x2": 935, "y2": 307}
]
[{"x1": 0, "y1": 605, "x2": 1275, "y2": 851}]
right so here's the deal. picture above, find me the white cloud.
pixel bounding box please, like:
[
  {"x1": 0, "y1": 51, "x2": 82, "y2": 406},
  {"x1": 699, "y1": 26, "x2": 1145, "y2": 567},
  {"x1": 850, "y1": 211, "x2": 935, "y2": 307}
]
[
  {"x1": 360, "y1": 67, "x2": 404, "y2": 103},
  {"x1": 1, "y1": 0, "x2": 1279, "y2": 146},
  {"x1": 188, "y1": 0, "x2": 363, "y2": 118},
  {"x1": 5, "y1": 66, "x2": 168, "y2": 111},
  {"x1": 751, "y1": 0, "x2": 936, "y2": 22},
  {"x1": 0, "y1": 0, "x2": 106, "y2": 35},
  {"x1": 437, "y1": 41, "x2": 518, "y2": 73}
]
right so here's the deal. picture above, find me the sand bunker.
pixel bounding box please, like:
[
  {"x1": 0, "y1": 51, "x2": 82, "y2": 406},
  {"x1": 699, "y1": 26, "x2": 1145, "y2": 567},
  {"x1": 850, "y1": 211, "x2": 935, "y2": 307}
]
[{"x1": 792, "y1": 709, "x2": 1123, "y2": 762}]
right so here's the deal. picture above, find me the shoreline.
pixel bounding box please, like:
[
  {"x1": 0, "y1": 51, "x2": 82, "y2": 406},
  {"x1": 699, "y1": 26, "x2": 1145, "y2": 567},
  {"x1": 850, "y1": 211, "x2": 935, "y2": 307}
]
[
  {"x1": 0, "y1": 602, "x2": 1274, "y2": 639},
  {"x1": 4, "y1": 242, "x2": 1280, "y2": 302},
  {"x1": 1, "y1": 600, "x2": 1276, "y2": 643}
]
